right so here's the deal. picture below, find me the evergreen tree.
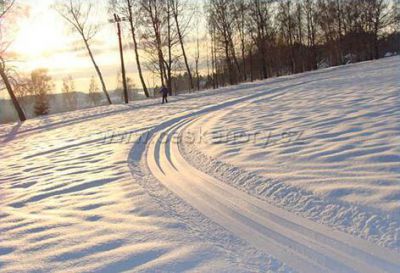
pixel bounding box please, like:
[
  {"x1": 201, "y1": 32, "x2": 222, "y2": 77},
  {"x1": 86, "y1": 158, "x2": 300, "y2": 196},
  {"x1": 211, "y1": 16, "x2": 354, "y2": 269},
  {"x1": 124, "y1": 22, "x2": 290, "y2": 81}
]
[
  {"x1": 29, "y1": 69, "x2": 53, "y2": 116},
  {"x1": 34, "y1": 91, "x2": 50, "y2": 116}
]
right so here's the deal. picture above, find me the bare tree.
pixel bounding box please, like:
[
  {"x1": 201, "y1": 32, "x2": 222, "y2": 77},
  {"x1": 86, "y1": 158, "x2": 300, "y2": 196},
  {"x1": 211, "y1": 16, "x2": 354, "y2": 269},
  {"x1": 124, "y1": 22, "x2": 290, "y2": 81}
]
[
  {"x1": 109, "y1": 0, "x2": 150, "y2": 97},
  {"x1": 277, "y1": 0, "x2": 297, "y2": 73},
  {"x1": 195, "y1": 33, "x2": 200, "y2": 90},
  {"x1": 166, "y1": 0, "x2": 173, "y2": 94},
  {"x1": 62, "y1": 75, "x2": 77, "y2": 110},
  {"x1": 88, "y1": 75, "x2": 102, "y2": 106},
  {"x1": 140, "y1": 0, "x2": 168, "y2": 88},
  {"x1": 304, "y1": 0, "x2": 318, "y2": 69},
  {"x1": 395, "y1": 0, "x2": 400, "y2": 29},
  {"x1": 208, "y1": 0, "x2": 240, "y2": 85},
  {"x1": 0, "y1": 0, "x2": 26, "y2": 121},
  {"x1": 128, "y1": 0, "x2": 150, "y2": 97},
  {"x1": 140, "y1": 0, "x2": 183, "y2": 95},
  {"x1": 234, "y1": 0, "x2": 248, "y2": 81},
  {"x1": 209, "y1": 22, "x2": 218, "y2": 88},
  {"x1": 247, "y1": 0, "x2": 273, "y2": 79},
  {"x1": 0, "y1": 0, "x2": 15, "y2": 18},
  {"x1": 170, "y1": 0, "x2": 194, "y2": 90},
  {"x1": 369, "y1": 0, "x2": 394, "y2": 59},
  {"x1": 55, "y1": 0, "x2": 112, "y2": 104},
  {"x1": 0, "y1": 58, "x2": 26, "y2": 121},
  {"x1": 202, "y1": 0, "x2": 400, "y2": 84},
  {"x1": 316, "y1": 0, "x2": 343, "y2": 65}
]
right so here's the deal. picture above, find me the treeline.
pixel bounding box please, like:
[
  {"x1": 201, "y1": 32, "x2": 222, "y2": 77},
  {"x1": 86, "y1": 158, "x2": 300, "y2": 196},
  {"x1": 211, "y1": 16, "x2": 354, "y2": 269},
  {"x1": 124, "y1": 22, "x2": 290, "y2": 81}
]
[
  {"x1": 12, "y1": 68, "x2": 142, "y2": 118},
  {"x1": 207, "y1": 0, "x2": 400, "y2": 87}
]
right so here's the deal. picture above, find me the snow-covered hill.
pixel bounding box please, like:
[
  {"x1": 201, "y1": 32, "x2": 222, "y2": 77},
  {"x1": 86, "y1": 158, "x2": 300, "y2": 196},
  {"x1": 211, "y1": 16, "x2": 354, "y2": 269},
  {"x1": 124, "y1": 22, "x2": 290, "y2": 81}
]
[
  {"x1": 187, "y1": 57, "x2": 399, "y2": 214},
  {"x1": 0, "y1": 57, "x2": 399, "y2": 273},
  {"x1": 182, "y1": 56, "x2": 400, "y2": 248}
]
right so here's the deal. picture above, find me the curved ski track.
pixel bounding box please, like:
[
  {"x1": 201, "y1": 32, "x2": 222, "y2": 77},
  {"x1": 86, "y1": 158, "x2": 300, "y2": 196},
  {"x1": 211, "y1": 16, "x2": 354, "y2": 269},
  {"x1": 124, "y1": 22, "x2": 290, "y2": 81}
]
[{"x1": 133, "y1": 83, "x2": 400, "y2": 273}]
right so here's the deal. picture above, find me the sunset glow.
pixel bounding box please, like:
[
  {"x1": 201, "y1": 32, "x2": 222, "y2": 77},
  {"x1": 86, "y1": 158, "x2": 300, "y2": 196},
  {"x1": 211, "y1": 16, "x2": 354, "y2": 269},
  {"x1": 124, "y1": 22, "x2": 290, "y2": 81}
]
[
  {"x1": 5, "y1": 0, "x2": 203, "y2": 95},
  {"x1": 8, "y1": 0, "x2": 140, "y2": 93}
]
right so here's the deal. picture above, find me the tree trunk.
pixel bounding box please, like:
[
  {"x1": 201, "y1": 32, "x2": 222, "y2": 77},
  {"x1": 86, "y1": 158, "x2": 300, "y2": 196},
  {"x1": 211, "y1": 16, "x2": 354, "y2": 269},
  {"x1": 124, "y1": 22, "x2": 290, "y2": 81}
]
[
  {"x1": 128, "y1": 1, "x2": 150, "y2": 98},
  {"x1": 259, "y1": 40, "x2": 268, "y2": 79},
  {"x1": 336, "y1": 0, "x2": 343, "y2": 64},
  {"x1": 211, "y1": 30, "x2": 216, "y2": 89},
  {"x1": 167, "y1": 1, "x2": 173, "y2": 95},
  {"x1": 229, "y1": 38, "x2": 242, "y2": 78},
  {"x1": 173, "y1": 11, "x2": 194, "y2": 90},
  {"x1": 224, "y1": 39, "x2": 234, "y2": 85},
  {"x1": 241, "y1": 37, "x2": 246, "y2": 81},
  {"x1": 374, "y1": 17, "x2": 380, "y2": 59},
  {"x1": 249, "y1": 46, "x2": 254, "y2": 82},
  {"x1": 239, "y1": 4, "x2": 246, "y2": 81},
  {"x1": 0, "y1": 67, "x2": 26, "y2": 122},
  {"x1": 212, "y1": 26, "x2": 218, "y2": 88},
  {"x1": 151, "y1": 11, "x2": 167, "y2": 88},
  {"x1": 374, "y1": 35, "x2": 379, "y2": 59},
  {"x1": 83, "y1": 38, "x2": 112, "y2": 104},
  {"x1": 196, "y1": 59, "x2": 200, "y2": 91},
  {"x1": 255, "y1": 0, "x2": 268, "y2": 79}
]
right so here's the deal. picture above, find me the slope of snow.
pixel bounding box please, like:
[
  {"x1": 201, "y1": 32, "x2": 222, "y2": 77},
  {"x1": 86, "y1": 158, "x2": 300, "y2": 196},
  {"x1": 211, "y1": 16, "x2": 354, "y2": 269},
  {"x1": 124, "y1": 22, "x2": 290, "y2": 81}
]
[
  {"x1": 1, "y1": 57, "x2": 399, "y2": 272},
  {"x1": 182, "y1": 57, "x2": 400, "y2": 249},
  {"x1": 142, "y1": 115, "x2": 399, "y2": 273},
  {"x1": 0, "y1": 83, "x2": 293, "y2": 272}
]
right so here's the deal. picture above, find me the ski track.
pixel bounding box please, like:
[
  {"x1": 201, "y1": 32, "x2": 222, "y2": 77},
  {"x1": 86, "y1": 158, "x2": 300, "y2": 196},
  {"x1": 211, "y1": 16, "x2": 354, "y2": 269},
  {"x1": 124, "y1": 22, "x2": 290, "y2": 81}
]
[
  {"x1": 0, "y1": 57, "x2": 399, "y2": 272},
  {"x1": 145, "y1": 118, "x2": 400, "y2": 273}
]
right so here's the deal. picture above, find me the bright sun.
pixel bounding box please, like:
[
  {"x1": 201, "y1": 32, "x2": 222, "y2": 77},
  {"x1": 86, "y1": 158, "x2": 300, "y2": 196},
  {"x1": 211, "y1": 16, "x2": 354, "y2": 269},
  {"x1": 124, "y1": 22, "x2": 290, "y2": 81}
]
[{"x1": 12, "y1": 10, "x2": 68, "y2": 59}]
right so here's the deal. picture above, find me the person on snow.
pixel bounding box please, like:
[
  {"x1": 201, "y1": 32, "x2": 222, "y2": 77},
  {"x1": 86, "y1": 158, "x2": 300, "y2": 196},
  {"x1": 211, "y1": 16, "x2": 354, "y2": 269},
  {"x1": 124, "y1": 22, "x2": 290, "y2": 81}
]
[{"x1": 160, "y1": 86, "x2": 169, "y2": 104}]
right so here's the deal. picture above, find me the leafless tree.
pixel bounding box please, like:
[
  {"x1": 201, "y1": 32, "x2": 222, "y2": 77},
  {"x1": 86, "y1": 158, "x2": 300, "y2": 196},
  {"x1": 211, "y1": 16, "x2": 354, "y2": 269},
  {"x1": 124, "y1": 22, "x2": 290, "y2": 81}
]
[
  {"x1": 170, "y1": 0, "x2": 194, "y2": 90},
  {"x1": 234, "y1": 0, "x2": 248, "y2": 81},
  {"x1": 55, "y1": 0, "x2": 112, "y2": 104},
  {"x1": 0, "y1": 0, "x2": 26, "y2": 121},
  {"x1": 109, "y1": 0, "x2": 150, "y2": 97},
  {"x1": 88, "y1": 75, "x2": 102, "y2": 106},
  {"x1": 207, "y1": 0, "x2": 241, "y2": 85},
  {"x1": 369, "y1": 0, "x2": 394, "y2": 59},
  {"x1": 62, "y1": 75, "x2": 77, "y2": 110},
  {"x1": 0, "y1": 0, "x2": 15, "y2": 18},
  {"x1": 247, "y1": 0, "x2": 273, "y2": 79},
  {"x1": 195, "y1": 33, "x2": 200, "y2": 90},
  {"x1": 0, "y1": 58, "x2": 26, "y2": 121},
  {"x1": 140, "y1": 0, "x2": 183, "y2": 94},
  {"x1": 277, "y1": 0, "x2": 297, "y2": 73},
  {"x1": 304, "y1": 0, "x2": 318, "y2": 69},
  {"x1": 140, "y1": 0, "x2": 168, "y2": 88},
  {"x1": 209, "y1": 22, "x2": 219, "y2": 88},
  {"x1": 204, "y1": 0, "x2": 399, "y2": 85}
]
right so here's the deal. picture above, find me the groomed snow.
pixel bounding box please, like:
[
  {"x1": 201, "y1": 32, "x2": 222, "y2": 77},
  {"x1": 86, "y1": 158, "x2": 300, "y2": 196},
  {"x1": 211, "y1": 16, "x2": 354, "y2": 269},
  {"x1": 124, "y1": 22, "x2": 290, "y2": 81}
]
[
  {"x1": 0, "y1": 83, "x2": 293, "y2": 272},
  {"x1": 187, "y1": 57, "x2": 400, "y2": 214},
  {"x1": 0, "y1": 57, "x2": 399, "y2": 272},
  {"x1": 182, "y1": 57, "x2": 400, "y2": 250}
]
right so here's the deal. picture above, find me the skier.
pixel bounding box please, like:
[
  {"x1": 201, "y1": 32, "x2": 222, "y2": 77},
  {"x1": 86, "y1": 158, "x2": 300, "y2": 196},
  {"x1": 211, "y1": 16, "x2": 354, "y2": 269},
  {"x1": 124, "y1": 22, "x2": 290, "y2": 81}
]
[{"x1": 160, "y1": 85, "x2": 169, "y2": 104}]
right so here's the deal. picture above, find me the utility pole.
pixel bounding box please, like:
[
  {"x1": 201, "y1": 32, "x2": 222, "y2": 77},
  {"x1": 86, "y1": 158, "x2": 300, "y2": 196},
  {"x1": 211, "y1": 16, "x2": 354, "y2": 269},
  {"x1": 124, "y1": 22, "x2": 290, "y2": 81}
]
[{"x1": 113, "y1": 14, "x2": 129, "y2": 104}]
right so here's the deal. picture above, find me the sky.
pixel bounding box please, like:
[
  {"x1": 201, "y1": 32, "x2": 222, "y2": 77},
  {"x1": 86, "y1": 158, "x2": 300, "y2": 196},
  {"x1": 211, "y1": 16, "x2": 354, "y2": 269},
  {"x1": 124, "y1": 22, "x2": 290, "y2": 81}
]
[{"x1": 3, "y1": 0, "x2": 206, "y2": 96}]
